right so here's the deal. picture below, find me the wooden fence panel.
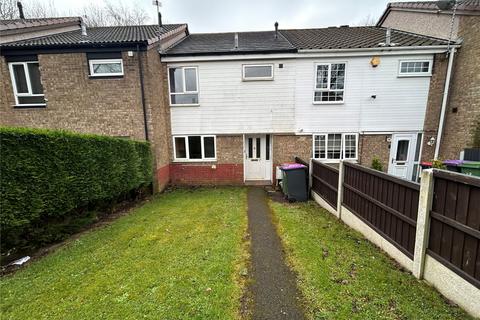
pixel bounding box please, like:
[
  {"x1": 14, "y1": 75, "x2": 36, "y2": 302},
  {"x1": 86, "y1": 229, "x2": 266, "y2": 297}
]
[
  {"x1": 342, "y1": 162, "x2": 420, "y2": 258},
  {"x1": 311, "y1": 160, "x2": 338, "y2": 210},
  {"x1": 428, "y1": 170, "x2": 480, "y2": 288}
]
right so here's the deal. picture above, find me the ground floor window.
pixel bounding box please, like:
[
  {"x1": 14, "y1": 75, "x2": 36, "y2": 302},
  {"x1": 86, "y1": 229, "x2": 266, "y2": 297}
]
[
  {"x1": 313, "y1": 133, "x2": 358, "y2": 161},
  {"x1": 173, "y1": 135, "x2": 216, "y2": 161}
]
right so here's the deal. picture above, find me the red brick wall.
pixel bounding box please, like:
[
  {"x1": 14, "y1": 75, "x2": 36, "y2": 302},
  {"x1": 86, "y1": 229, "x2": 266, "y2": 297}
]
[
  {"x1": 170, "y1": 163, "x2": 243, "y2": 185},
  {"x1": 169, "y1": 135, "x2": 244, "y2": 185},
  {"x1": 358, "y1": 134, "x2": 391, "y2": 172}
]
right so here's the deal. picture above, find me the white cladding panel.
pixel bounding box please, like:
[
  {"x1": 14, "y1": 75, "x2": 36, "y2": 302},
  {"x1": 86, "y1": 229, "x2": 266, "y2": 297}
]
[
  {"x1": 169, "y1": 54, "x2": 433, "y2": 135},
  {"x1": 169, "y1": 60, "x2": 296, "y2": 135}
]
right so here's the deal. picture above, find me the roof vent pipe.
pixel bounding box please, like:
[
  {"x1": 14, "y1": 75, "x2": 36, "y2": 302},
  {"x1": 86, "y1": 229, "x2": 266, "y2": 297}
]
[
  {"x1": 17, "y1": 1, "x2": 25, "y2": 19},
  {"x1": 274, "y1": 21, "x2": 279, "y2": 39},
  {"x1": 234, "y1": 33, "x2": 239, "y2": 49},
  {"x1": 385, "y1": 27, "x2": 391, "y2": 46},
  {"x1": 81, "y1": 18, "x2": 87, "y2": 37}
]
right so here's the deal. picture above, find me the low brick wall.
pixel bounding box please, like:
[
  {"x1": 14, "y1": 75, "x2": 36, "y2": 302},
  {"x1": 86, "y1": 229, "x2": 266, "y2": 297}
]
[{"x1": 170, "y1": 163, "x2": 243, "y2": 185}]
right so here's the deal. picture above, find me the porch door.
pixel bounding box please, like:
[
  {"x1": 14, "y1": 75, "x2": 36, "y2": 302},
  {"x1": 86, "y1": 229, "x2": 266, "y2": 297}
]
[
  {"x1": 245, "y1": 135, "x2": 271, "y2": 181},
  {"x1": 388, "y1": 133, "x2": 417, "y2": 180}
]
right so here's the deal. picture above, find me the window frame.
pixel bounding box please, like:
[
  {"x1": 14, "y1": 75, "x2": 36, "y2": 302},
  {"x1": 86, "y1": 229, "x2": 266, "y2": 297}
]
[
  {"x1": 312, "y1": 133, "x2": 358, "y2": 162},
  {"x1": 88, "y1": 58, "x2": 124, "y2": 77},
  {"x1": 168, "y1": 66, "x2": 200, "y2": 107},
  {"x1": 242, "y1": 64, "x2": 274, "y2": 81},
  {"x1": 172, "y1": 135, "x2": 216, "y2": 162},
  {"x1": 398, "y1": 59, "x2": 432, "y2": 77},
  {"x1": 8, "y1": 61, "x2": 46, "y2": 107},
  {"x1": 313, "y1": 62, "x2": 347, "y2": 105}
]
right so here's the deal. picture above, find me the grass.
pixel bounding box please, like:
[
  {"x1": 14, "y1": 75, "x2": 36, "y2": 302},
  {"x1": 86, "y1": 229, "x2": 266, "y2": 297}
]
[
  {"x1": 270, "y1": 200, "x2": 472, "y2": 320},
  {"x1": 1, "y1": 187, "x2": 248, "y2": 320}
]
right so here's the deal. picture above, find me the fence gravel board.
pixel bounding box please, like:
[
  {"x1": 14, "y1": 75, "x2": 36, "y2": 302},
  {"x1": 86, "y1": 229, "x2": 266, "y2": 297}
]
[
  {"x1": 311, "y1": 160, "x2": 339, "y2": 209},
  {"x1": 342, "y1": 162, "x2": 419, "y2": 258},
  {"x1": 428, "y1": 170, "x2": 480, "y2": 288}
]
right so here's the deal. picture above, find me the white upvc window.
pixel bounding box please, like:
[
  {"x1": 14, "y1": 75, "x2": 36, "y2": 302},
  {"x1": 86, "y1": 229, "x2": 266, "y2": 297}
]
[
  {"x1": 8, "y1": 61, "x2": 46, "y2": 107},
  {"x1": 398, "y1": 60, "x2": 432, "y2": 77},
  {"x1": 173, "y1": 135, "x2": 216, "y2": 161},
  {"x1": 168, "y1": 66, "x2": 199, "y2": 106},
  {"x1": 313, "y1": 62, "x2": 346, "y2": 104},
  {"x1": 242, "y1": 64, "x2": 274, "y2": 81},
  {"x1": 89, "y1": 59, "x2": 124, "y2": 77},
  {"x1": 313, "y1": 133, "x2": 358, "y2": 161}
]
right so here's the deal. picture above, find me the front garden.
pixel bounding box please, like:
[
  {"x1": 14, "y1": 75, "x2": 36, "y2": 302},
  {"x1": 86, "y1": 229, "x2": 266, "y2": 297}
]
[{"x1": 1, "y1": 188, "x2": 248, "y2": 319}]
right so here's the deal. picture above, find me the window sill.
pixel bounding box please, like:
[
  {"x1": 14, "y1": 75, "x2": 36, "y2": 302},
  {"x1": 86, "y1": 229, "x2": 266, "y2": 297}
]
[
  {"x1": 172, "y1": 159, "x2": 217, "y2": 163},
  {"x1": 88, "y1": 75, "x2": 124, "y2": 79},
  {"x1": 397, "y1": 74, "x2": 432, "y2": 78},
  {"x1": 242, "y1": 78, "x2": 274, "y2": 82},
  {"x1": 312, "y1": 101, "x2": 345, "y2": 105},
  {"x1": 13, "y1": 104, "x2": 46, "y2": 109},
  {"x1": 170, "y1": 104, "x2": 200, "y2": 107}
]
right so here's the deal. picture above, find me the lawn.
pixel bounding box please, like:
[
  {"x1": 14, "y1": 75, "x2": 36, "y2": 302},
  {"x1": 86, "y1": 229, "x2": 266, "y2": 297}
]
[
  {"x1": 1, "y1": 187, "x2": 248, "y2": 320},
  {"x1": 270, "y1": 200, "x2": 472, "y2": 320}
]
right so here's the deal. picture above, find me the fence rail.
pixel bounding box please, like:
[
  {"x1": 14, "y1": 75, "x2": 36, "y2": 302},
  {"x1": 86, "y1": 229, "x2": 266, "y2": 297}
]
[
  {"x1": 428, "y1": 170, "x2": 480, "y2": 288},
  {"x1": 342, "y1": 162, "x2": 420, "y2": 258},
  {"x1": 311, "y1": 160, "x2": 339, "y2": 210}
]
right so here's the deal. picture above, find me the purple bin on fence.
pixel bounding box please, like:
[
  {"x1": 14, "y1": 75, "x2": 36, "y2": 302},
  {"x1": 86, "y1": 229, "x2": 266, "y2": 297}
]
[{"x1": 443, "y1": 160, "x2": 464, "y2": 173}]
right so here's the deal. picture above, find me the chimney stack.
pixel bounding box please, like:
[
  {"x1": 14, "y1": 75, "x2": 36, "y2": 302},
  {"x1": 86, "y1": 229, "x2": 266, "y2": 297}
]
[
  {"x1": 17, "y1": 1, "x2": 25, "y2": 19},
  {"x1": 274, "y1": 21, "x2": 279, "y2": 39},
  {"x1": 234, "y1": 33, "x2": 239, "y2": 49}
]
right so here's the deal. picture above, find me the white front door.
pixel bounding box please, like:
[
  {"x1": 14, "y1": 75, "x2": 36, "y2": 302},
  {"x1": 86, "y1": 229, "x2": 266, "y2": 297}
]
[
  {"x1": 388, "y1": 133, "x2": 418, "y2": 180},
  {"x1": 244, "y1": 134, "x2": 272, "y2": 181}
]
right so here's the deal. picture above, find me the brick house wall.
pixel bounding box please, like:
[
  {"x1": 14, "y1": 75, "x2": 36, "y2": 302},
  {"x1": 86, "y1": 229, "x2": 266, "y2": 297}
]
[
  {"x1": 0, "y1": 51, "x2": 146, "y2": 139},
  {"x1": 439, "y1": 16, "x2": 480, "y2": 159},
  {"x1": 422, "y1": 53, "x2": 449, "y2": 161},
  {"x1": 143, "y1": 48, "x2": 173, "y2": 190},
  {"x1": 170, "y1": 135, "x2": 244, "y2": 185},
  {"x1": 358, "y1": 134, "x2": 391, "y2": 172},
  {"x1": 0, "y1": 48, "x2": 173, "y2": 191}
]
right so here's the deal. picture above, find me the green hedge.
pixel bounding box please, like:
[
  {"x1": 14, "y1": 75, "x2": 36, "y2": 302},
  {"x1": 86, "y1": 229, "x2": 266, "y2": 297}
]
[{"x1": 0, "y1": 127, "x2": 153, "y2": 256}]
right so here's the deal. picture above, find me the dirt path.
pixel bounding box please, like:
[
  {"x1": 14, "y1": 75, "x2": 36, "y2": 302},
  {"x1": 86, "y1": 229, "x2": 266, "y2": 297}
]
[{"x1": 246, "y1": 187, "x2": 305, "y2": 320}]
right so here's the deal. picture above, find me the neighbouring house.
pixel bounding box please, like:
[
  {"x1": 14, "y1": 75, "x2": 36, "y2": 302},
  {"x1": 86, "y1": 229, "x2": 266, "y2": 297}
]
[
  {"x1": 377, "y1": 1, "x2": 480, "y2": 160},
  {"x1": 0, "y1": 18, "x2": 189, "y2": 191},
  {"x1": 161, "y1": 25, "x2": 455, "y2": 185},
  {"x1": 0, "y1": 17, "x2": 82, "y2": 44}
]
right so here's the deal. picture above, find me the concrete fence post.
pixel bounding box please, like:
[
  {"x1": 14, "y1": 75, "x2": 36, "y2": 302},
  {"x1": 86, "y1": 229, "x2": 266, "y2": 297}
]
[
  {"x1": 337, "y1": 160, "x2": 345, "y2": 219},
  {"x1": 413, "y1": 169, "x2": 435, "y2": 279}
]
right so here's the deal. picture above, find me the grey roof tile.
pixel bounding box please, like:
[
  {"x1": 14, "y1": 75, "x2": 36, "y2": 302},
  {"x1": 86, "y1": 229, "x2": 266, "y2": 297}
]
[
  {"x1": 164, "y1": 26, "x2": 451, "y2": 56},
  {"x1": 163, "y1": 31, "x2": 296, "y2": 56},
  {"x1": 0, "y1": 17, "x2": 81, "y2": 31},
  {"x1": 280, "y1": 26, "x2": 450, "y2": 50},
  {"x1": 1, "y1": 24, "x2": 187, "y2": 48}
]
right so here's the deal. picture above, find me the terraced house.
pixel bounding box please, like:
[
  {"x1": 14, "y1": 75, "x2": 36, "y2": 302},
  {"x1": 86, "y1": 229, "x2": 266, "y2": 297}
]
[{"x1": 0, "y1": 16, "x2": 462, "y2": 188}]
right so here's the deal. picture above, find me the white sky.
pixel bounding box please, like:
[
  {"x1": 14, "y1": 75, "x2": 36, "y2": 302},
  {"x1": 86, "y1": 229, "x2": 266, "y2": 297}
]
[{"x1": 26, "y1": 0, "x2": 436, "y2": 32}]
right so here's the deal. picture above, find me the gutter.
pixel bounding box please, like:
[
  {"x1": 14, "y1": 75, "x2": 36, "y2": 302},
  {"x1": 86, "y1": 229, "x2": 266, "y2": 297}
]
[
  {"x1": 137, "y1": 44, "x2": 149, "y2": 141},
  {"x1": 434, "y1": 48, "x2": 456, "y2": 160},
  {"x1": 297, "y1": 45, "x2": 459, "y2": 54}
]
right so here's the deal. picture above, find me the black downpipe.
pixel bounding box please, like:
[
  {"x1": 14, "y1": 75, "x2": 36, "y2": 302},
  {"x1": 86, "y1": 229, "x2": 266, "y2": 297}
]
[{"x1": 137, "y1": 45, "x2": 149, "y2": 141}]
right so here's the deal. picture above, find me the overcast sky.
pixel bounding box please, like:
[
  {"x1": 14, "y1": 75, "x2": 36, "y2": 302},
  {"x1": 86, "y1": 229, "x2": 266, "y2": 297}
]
[{"x1": 29, "y1": 0, "x2": 434, "y2": 32}]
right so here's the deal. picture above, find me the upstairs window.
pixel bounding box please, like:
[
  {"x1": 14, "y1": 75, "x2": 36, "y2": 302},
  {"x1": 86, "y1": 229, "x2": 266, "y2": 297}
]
[
  {"x1": 8, "y1": 61, "x2": 45, "y2": 107},
  {"x1": 242, "y1": 64, "x2": 274, "y2": 81},
  {"x1": 314, "y1": 63, "x2": 346, "y2": 104},
  {"x1": 173, "y1": 135, "x2": 216, "y2": 161},
  {"x1": 313, "y1": 133, "x2": 358, "y2": 161},
  {"x1": 398, "y1": 60, "x2": 432, "y2": 77},
  {"x1": 168, "y1": 67, "x2": 199, "y2": 106},
  {"x1": 89, "y1": 59, "x2": 124, "y2": 77}
]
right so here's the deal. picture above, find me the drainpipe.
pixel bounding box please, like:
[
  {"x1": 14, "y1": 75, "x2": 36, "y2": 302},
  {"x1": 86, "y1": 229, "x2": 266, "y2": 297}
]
[
  {"x1": 137, "y1": 44, "x2": 149, "y2": 141},
  {"x1": 434, "y1": 48, "x2": 456, "y2": 160}
]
